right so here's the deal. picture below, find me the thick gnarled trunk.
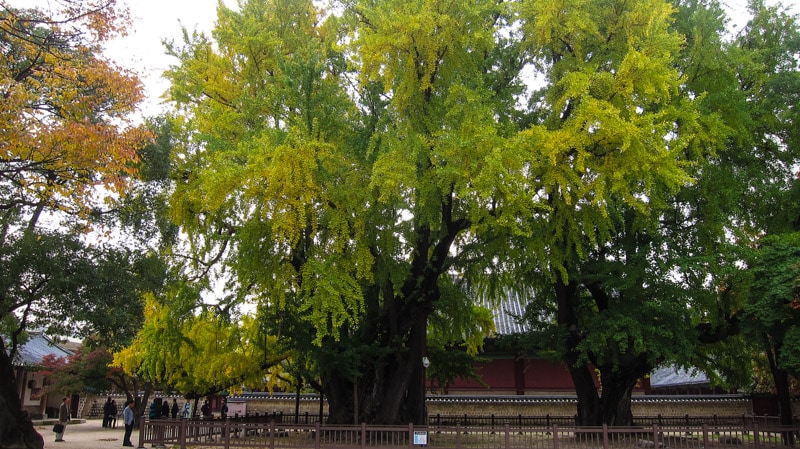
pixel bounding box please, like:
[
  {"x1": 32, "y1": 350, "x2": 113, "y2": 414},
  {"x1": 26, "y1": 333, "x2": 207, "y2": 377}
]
[
  {"x1": 322, "y1": 301, "x2": 429, "y2": 425},
  {"x1": 767, "y1": 344, "x2": 795, "y2": 446},
  {"x1": 567, "y1": 357, "x2": 644, "y2": 427},
  {"x1": 556, "y1": 277, "x2": 649, "y2": 427}
]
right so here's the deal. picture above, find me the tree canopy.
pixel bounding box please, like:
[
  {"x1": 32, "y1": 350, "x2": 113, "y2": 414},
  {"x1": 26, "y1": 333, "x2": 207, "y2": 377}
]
[{"x1": 132, "y1": 0, "x2": 769, "y2": 427}]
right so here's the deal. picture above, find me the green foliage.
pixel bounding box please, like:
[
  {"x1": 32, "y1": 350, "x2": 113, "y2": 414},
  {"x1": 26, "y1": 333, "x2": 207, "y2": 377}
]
[
  {"x1": 743, "y1": 232, "x2": 800, "y2": 375},
  {"x1": 0, "y1": 229, "x2": 153, "y2": 348},
  {"x1": 142, "y1": 0, "x2": 800, "y2": 426}
]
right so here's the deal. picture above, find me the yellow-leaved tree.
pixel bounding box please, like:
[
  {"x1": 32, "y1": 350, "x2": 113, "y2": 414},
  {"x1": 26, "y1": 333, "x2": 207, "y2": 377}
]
[{"x1": 153, "y1": 0, "x2": 708, "y2": 427}]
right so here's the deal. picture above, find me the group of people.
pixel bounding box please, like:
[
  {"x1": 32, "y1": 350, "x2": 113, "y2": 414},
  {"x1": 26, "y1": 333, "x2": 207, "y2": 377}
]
[
  {"x1": 102, "y1": 397, "x2": 118, "y2": 428},
  {"x1": 148, "y1": 398, "x2": 192, "y2": 419},
  {"x1": 200, "y1": 398, "x2": 227, "y2": 420},
  {"x1": 52, "y1": 395, "x2": 211, "y2": 446},
  {"x1": 52, "y1": 396, "x2": 135, "y2": 446}
]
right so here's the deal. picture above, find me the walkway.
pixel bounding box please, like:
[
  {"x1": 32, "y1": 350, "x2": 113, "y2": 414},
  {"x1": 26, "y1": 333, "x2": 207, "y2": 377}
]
[{"x1": 35, "y1": 419, "x2": 132, "y2": 449}]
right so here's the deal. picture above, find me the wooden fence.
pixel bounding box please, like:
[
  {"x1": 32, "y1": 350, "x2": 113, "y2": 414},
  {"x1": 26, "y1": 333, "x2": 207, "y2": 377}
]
[{"x1": 137, "y1": 417, "x2": 800, "y2": 449}]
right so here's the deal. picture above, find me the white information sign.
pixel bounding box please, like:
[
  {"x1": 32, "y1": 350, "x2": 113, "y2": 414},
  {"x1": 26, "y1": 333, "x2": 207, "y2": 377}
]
[{"x1": 413, "y1": 431, "x2": 428, "y2": 445}]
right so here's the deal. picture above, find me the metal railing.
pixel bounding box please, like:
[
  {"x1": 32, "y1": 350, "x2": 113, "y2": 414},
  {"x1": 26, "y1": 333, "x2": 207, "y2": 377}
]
[{"x1": 138, "y1": 418, "x2": 800, "y2": 449}]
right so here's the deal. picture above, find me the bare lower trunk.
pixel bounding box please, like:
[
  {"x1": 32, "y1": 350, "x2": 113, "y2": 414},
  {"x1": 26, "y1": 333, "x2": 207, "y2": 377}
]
[
  {"x1": 556, "y1": 277, "x2": 647, "y2": 427},
  {"x1": 569, "y1": 359, "x2": 642, "y2": 427},
  {"x1": 598, "y1": 371, "x2": 637, "y2": 426},
  {"x1": 569, "y1": 363, "x2": 600, "y2": 426},
  {"x1": 767, "y1": 344, "x2": 795, "y2": 446},
  {"x1": 323, "y1": 303, "x2": 429, "y2": 425}
]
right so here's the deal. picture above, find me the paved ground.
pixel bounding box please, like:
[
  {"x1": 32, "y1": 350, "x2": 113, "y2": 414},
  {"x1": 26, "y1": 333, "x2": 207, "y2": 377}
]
[{"x1": 35, "y1": 419, "x2": 140, "y2": 449}]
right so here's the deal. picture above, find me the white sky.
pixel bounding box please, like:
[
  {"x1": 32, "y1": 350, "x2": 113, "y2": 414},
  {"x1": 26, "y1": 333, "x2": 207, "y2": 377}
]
[
  {"x1": 103, "y1": 0, "x2": 238, "y2": 118},
  {"x1": 10, "y1": 0, "x2": 800, "y2": 120}
]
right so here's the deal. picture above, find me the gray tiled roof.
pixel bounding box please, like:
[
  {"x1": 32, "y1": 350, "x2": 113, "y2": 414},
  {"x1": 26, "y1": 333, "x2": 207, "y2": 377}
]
[
  {"x1": 649, "y1": 365, "x2": 709, "y2": 387},
  {"x1": 485, "y1": 289, "x2": 531, "y2": 336},
  {"x1": 12, "y1": 333, "x2": 73, "y2": 366}
]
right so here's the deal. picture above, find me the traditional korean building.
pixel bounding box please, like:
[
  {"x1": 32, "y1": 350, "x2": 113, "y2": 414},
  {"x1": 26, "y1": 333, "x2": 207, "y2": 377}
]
[{"x1": 13, "y1": 333, "x2": 74, "y2": 419}]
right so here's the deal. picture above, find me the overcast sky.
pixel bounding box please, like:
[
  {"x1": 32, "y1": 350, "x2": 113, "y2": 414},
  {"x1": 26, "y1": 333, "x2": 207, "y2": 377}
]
[
  {"x1": 103, "y1": 0, "x2": 238, "y2": 118},
  {"x1": 12, "y1": 0, "x2": 800, "y2": 119}
]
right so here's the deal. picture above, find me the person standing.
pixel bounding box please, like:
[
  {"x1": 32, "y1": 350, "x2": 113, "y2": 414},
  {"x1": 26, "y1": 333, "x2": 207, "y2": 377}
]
[
  {"x1": 171, "y1": 398, "x2": 179, "y2": 419},
  {"x1": 200, "y1": 400, "x2": 210, "y2": 419},
  {"x1": 148, "y1": 400, "x2": 157, "y2": 419},
  {"x1": 123, "y1": 400, "x2": 135, "y2": 447},
  {"x1": 110, "y1": 399, "x2": 118, "y2": 428},
  {"x1": 181, "y1": 401, "x2": 191, "y2": 419},
  {"x1": 55, "y1": 397, "x2": 70, "y2": 442},
  {"x1": 103, "y1": 397, "x2": 116, "y2": 428}
]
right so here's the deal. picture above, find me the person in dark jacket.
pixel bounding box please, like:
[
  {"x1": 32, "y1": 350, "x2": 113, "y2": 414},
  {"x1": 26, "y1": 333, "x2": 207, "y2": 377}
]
[
  {"x1": 55, "y1": 397, "x2": 70, "y2": 442},
  {"x1": 110, "y1": 398, "x2": 118, "y2": 428},
  {"x1": 171, "y1": 398, "x2": 179, "y2": 419},
  {"x1": 103, "y1": 397, "x2": 117, "y2": 428},
  {"x1": 160, "y1": 400, "x2": 170, "y2": 418}
]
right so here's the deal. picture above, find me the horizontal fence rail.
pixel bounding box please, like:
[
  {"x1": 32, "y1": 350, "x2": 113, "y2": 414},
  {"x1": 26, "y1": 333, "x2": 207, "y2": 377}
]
[
  {"x1": 427, "y1": 414, "x2": 790, "y2": 428},
  {"x1": 138, "y1": 418, "x2": 800, "y2": 449},
  {"x1": 189, "y1": 413, "x2": 794, "y2": 429}
]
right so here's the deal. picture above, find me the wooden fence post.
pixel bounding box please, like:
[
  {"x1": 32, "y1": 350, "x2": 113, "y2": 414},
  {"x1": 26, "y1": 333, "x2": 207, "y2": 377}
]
[
  {"x1": 137, "y1": 416, "x2": 145, "y2": 449},
  {"x1": 702, "y1": 424, "x2": 709, "y2": 448},
  {"x1": 179, "y1": 418, "x2": 186, "y2": 449},
  {"x1": 223, "y1": 419, "x2": 231, "y2": 449},
  {"x1": 602, "y1": 424, "x2": 609, "y2": 449},
  {"x1": 553, "y1": 424, "x2": 559, "y2": 449},
  {"x1": 754, "y1": 423, "x2": 760, "y2": 448},
  {"x1": 363, "y1": 422, "x2": 368, "y2": 449},
  {"x1": 652, "y1": 424, "x2": 659, "y2": 449},
  {"x1": 269, "y1": 420, "x2": 275, "y2": 449},
  {"x1": 315, "y1": 421, "x2": 321, "y2": 449}
]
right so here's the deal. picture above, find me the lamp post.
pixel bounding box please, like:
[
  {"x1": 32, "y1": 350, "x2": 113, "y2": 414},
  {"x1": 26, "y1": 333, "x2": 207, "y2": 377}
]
[{"x1": 422, "y1": 357, "x2": 430, "y2": 424}]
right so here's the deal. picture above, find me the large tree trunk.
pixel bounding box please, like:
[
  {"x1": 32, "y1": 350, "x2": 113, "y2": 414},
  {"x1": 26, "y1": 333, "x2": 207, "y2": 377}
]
[
  {"x1": 556, "y1": 277, "x2": 649, "y2": 427},
  {"x1": 567, "y1": 352, "x2": 647, "y2": 427},
  {"x1": 0, "y1": 338, "x2": 44, "y2": 449},
  {"x1": 323, "y1": 301, "x2": 429, "y2": 425},
  {"x1": 569, "y1": 363, "x2": 601, "y2": 426},
  {"x1": 557, "y1": 278, "x2": 603, "y2": 427},
  {"x1": 321, "y1": 205, "x2": 461, "y2": 426},
  {"x1": 597, "y1": 359, "x2": 648, "y2": 427},
  {"x1": 767, "y1": 343, "x2": 795, "y2": 446}
]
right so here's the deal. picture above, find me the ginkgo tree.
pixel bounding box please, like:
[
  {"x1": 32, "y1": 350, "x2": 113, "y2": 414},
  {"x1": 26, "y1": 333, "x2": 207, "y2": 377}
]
[
  {"x1": 0, "y1": 1, "x2": 149, "y2": 448},
  {"x1": 114, "y1": 290, "x2": 294, "y2": 407},
  {"x1": 518, "y1": 1, "x2": 800, "y2": 425},
  {"x1": 156, "y1": 0, "x2": 715, "y2": 426}
]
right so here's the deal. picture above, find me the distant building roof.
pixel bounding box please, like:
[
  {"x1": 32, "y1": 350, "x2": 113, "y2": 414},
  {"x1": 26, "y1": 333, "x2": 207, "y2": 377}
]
[
  {"x1": 650, "y1": 366, "x2": 709, "y2": 388},
  {"x1": 482, "y1": 289, "x2": 531, "y2": 336},
  {"x1": 12, "y1": 333, "x2": 73, "y2": 366}
]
